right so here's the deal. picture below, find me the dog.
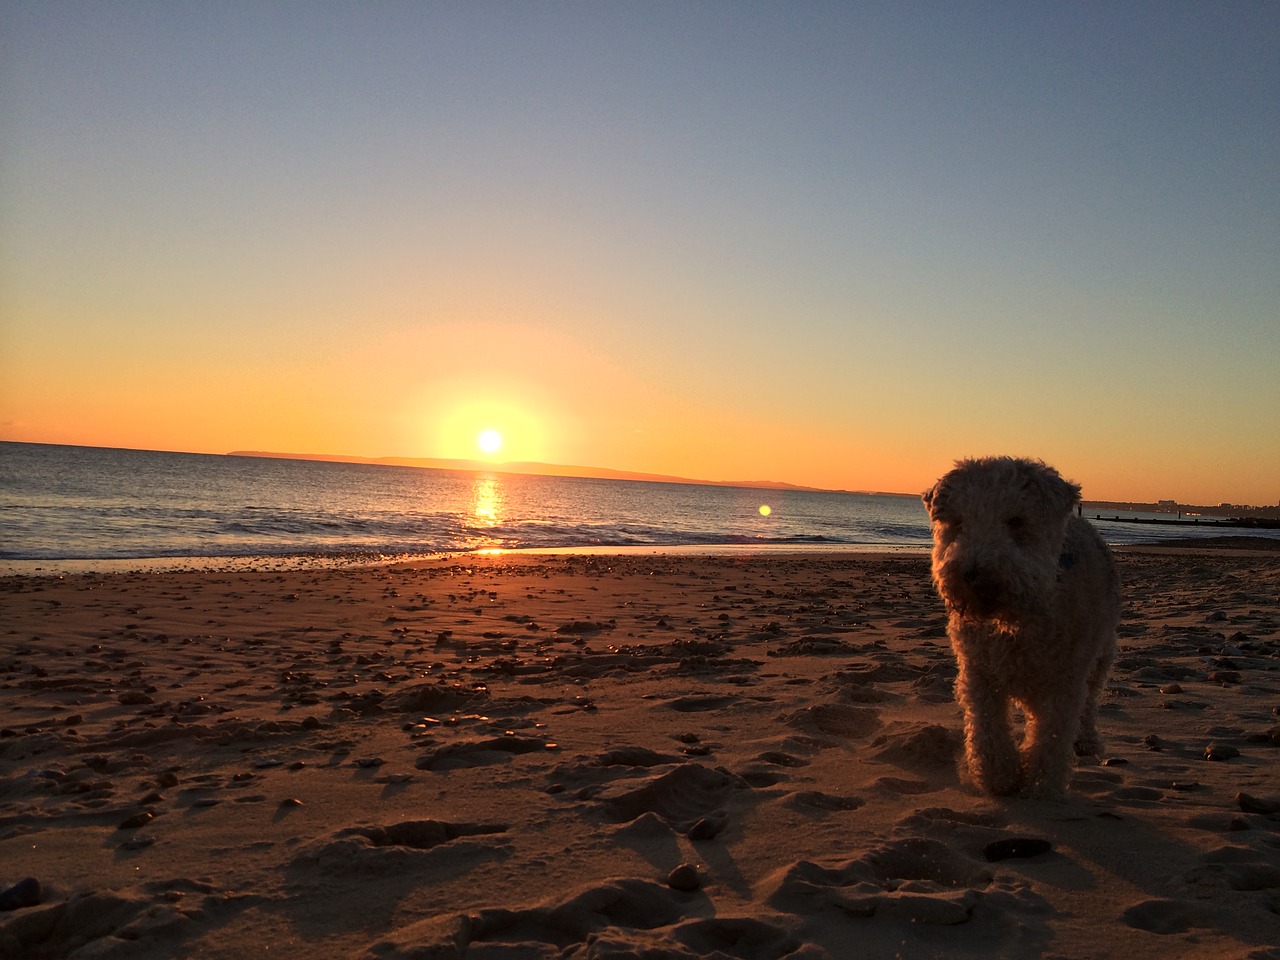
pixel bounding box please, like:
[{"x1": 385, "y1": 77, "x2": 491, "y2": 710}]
[{"x1": 923, "y1": 456, "x2": 1120, "y2": 797}]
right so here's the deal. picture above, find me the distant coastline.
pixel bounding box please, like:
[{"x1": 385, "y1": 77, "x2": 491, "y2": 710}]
[
  {"x1": 225, "y1": 449, "x2": 904, "y2": 497},
  {"x1": 1082, "y1": 498, "x2": 1280, "y2": 522}
]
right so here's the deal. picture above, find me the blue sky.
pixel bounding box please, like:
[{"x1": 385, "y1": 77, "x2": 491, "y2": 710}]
[{"x1": 2, "y1": 2, "x2": 1277, "y2": 503}]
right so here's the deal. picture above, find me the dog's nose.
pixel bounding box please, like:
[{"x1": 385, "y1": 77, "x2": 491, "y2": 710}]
[{"x1": 962, "y1": 567, "x2": 1002, "y2": 609}]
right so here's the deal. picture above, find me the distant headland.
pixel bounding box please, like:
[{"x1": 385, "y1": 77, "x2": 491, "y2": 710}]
[{"x1": 225, "y1": 450, "x2": 896, "y2": 497}]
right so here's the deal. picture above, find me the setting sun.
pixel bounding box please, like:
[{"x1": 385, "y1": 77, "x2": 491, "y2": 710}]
[{"x1": 477, "y1": 429, "x2": 503, "y2": 455}]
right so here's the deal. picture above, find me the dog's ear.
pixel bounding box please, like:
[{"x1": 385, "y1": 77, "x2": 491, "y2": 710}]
[
  {"x1": 922, "y1": 474, "x2": 948, "y2": 517},
  {"x1": 1019, "y1": 460, "x2": 1080, "y2": 516}
]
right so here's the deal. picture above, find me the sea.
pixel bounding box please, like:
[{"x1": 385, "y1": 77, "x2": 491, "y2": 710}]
[{"x1": 1, "y1": 442, "x2": 1273, "y2": 570}]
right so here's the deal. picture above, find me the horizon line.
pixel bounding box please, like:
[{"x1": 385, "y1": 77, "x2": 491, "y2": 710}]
[{"x1": 2, "y1": 438, "x2": 1270, "y2": 509}]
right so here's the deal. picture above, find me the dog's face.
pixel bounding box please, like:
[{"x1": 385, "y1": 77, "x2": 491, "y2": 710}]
[{"x1": 923, "y1": 457, "x2": 1080, "y2": 621}]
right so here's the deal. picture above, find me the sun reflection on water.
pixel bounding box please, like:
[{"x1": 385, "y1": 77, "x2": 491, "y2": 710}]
[{"x1": 471, "y1": 474, "x2": 505, "y2": 526}]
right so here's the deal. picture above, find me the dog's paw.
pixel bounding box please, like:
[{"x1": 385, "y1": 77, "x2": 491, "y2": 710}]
[
  {"x1": 967, "y1": 753, "x2": 1022, "y2": 797},
  {"x1": 1020, "y1": 779, "x2": 1068, "y2": 801}
]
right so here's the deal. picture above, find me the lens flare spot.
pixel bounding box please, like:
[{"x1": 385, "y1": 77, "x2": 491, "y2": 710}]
[{"x1": 758, "y1": 504, "x2": 772, "y2": 517}]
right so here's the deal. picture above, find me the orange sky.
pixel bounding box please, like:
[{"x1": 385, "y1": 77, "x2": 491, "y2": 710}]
[{"x1": 2, "y1": 5, "x2": 1277, "y2": 506}]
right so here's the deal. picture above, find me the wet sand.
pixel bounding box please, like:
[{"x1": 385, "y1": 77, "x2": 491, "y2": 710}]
[{"x1": 2, "y1": 548, "x2": 1278, "y2": 959}]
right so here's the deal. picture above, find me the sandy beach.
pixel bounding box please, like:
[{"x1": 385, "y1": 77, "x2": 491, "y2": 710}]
[{"x1": 2, "y1": 547, "x2": 1278, "y2": 959}]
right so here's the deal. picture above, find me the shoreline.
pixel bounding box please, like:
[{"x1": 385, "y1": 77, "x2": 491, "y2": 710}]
[
  {"x1": 2, "y1": 549, "x2": 1278, "y2": 958},
  {"x1": 2, "y1": 532, "x2": 1278, "y2": 578}
]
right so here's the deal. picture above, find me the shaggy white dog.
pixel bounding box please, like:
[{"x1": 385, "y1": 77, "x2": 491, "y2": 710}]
[{"x1": 924, "y1": 457, "x2": 1120, "y2": 797}]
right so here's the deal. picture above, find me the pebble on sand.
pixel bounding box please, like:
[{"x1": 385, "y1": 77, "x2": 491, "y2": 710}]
[
  {"x1": 666, "y1": 864, "x2": 701, "y2": 891},
  {"x1": 0, "y1": 878, "x2": 41, "y2": 911}
]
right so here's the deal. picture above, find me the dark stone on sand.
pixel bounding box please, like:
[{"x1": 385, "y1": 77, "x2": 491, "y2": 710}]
[
  {"x1": 983, "y1": 837, "x2": 1052, "y2": 862},
  {"x1": 1204, "y1": 743, "x2": 1240, "y2": 762},
  {"x1": 0, "y1": 877, "x2": 41, "y2": 911},
  {"x1": 687, "y1": 814, "x2": 727, "y2": 841},
  {"x1": 117, "y1": 691, "x2": 155, "y2": 705},
  {"x1": 118, "y1": 811, "x2": 155, "y2": 830},
  {"x1": 666, "y1": 864, "x2": 701, "y2": 891},
  {"x1": 1237, "y1": 792, "x2": 1280, "y2": 815}
]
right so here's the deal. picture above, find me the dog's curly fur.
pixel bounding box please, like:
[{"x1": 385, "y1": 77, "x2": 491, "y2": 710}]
[{"x1": 924, "y1": 457, "x2": 1120, "y2": 798}]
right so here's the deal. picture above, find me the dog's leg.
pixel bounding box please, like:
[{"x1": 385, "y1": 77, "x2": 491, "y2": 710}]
[
  {"x1": 1073, "y1": 650, "x2": 1111, "y2": 757},
  {"x1": 955, "y1": 642, "x2": 1022, "y2": 795},
  {"x1": 1021, "y1": 690, "x2": 1085, "y2": 798}
]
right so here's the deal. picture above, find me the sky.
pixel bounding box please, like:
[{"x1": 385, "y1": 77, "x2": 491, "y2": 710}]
[{"x1": 2, "y1": 2, "x2": 1277, "y2": 505}]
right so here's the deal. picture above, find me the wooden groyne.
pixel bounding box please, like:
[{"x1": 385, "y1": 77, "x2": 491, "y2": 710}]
[{"x1": 1092, "y1": 515, "x2": 1280, "y2": 530}]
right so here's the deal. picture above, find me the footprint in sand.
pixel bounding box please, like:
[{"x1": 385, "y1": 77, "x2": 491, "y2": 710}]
[
  {"x1": 869, "y1": 723, "x2": 962, "y2": 771},
  {"x1": 547, "y1": 746, "x2": 692, "y2": 800},
  {"x1": 782, "y1": 790, "x2": 865, "y2": 812},
  {"x1": 664, "y1": 694, "x2": 739, "y2": 713},
  {"x1": 779, "y1": 703, "x2": 883, "y2": 742},
  {"x1": 1121, "y1": 898, "x2": 1214, "y2": 934},
  {"x1": 293, "y1": 819, "x2": 511, "y2": 873},
  {"x1": 415, "y1": 734, "x2": 559, "y2": 771},
  {"x1": 363, "y1": 877, "x2": 809, "y2": 960},
  {"x1": 594, "y1": 764, "x2": 749, "y2": 838},
  {"x1": 765, "y1": 835, "x2": 1052, "y2": 934},
  {"x1": 0, "y1": 878, "x2": 259, "y2": 958},
  {"x1": 1184, "y1": 845, "x2": 1280, "y2": 892}
]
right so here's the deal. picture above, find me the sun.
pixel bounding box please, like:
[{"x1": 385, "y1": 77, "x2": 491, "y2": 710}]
[{"x1": 477, "y1": 429, "x2": 503, "y2": 455}]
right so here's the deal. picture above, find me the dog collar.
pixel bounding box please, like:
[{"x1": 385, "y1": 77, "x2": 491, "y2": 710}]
[{"x1": 1059, "y1": 552, "x2": 1075, "y2": 571}]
